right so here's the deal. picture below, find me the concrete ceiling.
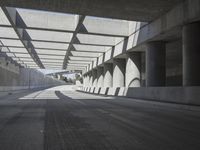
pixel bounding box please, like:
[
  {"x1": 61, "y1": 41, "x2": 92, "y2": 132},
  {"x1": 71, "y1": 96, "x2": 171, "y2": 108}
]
[
  {"x1": 0, "y1": 7, "x2": 137, "y2": 71},
  {"x1": 0, "y1": 0, "x2": 184, "y2": 72},
  {"x1": 1, "y1": 0, "x2": 183, "y2": 21}
]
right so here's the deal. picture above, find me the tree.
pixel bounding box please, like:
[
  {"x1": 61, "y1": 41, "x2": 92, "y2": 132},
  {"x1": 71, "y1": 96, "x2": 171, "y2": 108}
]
[
  {"x1": 63, "y1": 77, "x2": 68, "y2": 83},
  {"x1": 75, "y1": 73, "x2": 83, "y2": 84}
]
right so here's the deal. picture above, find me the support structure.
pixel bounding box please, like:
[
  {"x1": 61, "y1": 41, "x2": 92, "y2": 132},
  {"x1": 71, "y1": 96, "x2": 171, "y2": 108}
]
[
  {"x1": 126, "y1": 52, "x2": 141, "y2": 87},
  {"x1": 183, "y1": 21, "x2": 200, "y2": 86},
  {"x1": 63, "y1": 15, "x2": 85, "y2": 69},
  {"x1": 146, "y1": 41, "x2": 166, "y2": 86},
  {"x1": 2, "y1": 7, "x2": 44, "y2": 68},
  {"x1": 83, "y1": 74, "x2": 89, "y2": 87},
  {"x1": 104, "y1": 63, "x2": 113, "y2": 87},
  {"x1": 92, "y1": 69, "x2": 97, "y2": 87},
  {"x1": 113, "y1": 58, "x2": 126, "y2": 87},
  {"x1": 97, "y1": 67, "x2": 104, "y2": 87},
  {"x1": 88, "y1": 71, "x2": 93, "y2": 87},
  {"x1": 86, "y1": 74, "x2": 90, "y2": 87}
]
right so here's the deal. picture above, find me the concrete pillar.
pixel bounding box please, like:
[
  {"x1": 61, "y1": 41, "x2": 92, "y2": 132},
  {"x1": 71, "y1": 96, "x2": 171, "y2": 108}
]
[
  {"x1": 85, "y1": 74, "x2": 89, "y2": 87},
  {"x1": 97, "y1": 67, "x2": 104, "y2": 87},
  {"x1": 87, "y1": 74, "x2": 90, "y2": 86},
  {"x1": 113, "y1": 58, "x2": 126, "y2": 87},
  {"x1": 88, "y1": 71, "x2": 93, "y2": 87},
  {"x1": 183, "y1": 21, "x2": 200, "y2": 86},
  {"x1": 104, "y1": 63, "x2": 113, "y2": 87},
  {"x1": 83, "y1": 75, "x2": 86, "y2": 86},
  {"x1": 126, "y1": 52, "x2": 141, "y2": 87},
  {"x1": 57, "y1": 74, "x2": 61, "y2": 80},
  {"x1": 83, "y1": 74, "x2": 88, "y2": 87},
  {"x1": 83, "y1": 74, "x2": 86, "y2": 86},
  {"x1": 146, "y1": 41, "x2": 166, "y2": 86},
  {"x1": 92, "y1": 69, "x2": 97, "y2": 87},
  {"x1": 87, "y1": 73, "x2": 90, "y2": 87}
]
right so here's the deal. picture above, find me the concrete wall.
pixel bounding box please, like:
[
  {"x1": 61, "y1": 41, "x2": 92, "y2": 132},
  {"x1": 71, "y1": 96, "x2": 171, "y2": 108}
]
[
  {"x1": 0, "y1": 67, "x2": 20, "y2": 86},
  {"x1": 0, "y1": 57, "x2": 20, "y2": 86},
  {"x1": 19, "y1": 68, "x2": 65, "y2": 89},
  {"x1": 0, "y1": 59, "x2": 65, "y2": 95}
]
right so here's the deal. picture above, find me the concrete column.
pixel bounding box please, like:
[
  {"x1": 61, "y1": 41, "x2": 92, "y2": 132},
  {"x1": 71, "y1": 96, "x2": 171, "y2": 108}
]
[
  {"x1": 86, "y1": 75, "x2": 88, "y2": 86},
  {"x1": 146, "y1": 41, "x2": 166, "y2": 86},
  {"x1": 92, "y1": 69, "x2": 97, "y2": 87},
  {"x1": 104, "y1": 63, "x2": 113, "y2": 87},
  {"x1": 113, "y1": 58, "x2": 126, "y2": 87},
  {"x1": 83, "y1": 74, "x2": 88, "y2": 87},
  {"x1": 83, "y1": 75, "x2": 86, "y2": 86},
  {"x1": 126, "y1": 52, "x2": 141, "y2": 87},
  {"x1": 85, "y1": 74, "x2": 89, "y2": 87},
  {"x1": 97, "y1": 67, "x2": 104, "y2": 87},
  {"x1": 57, "y1": 74, "x2": 61, "y2": 80},
  {"x1": 183, "y1": 21, "x2": 200, "y2": 86},
  {"x1": 88, "y1": 71, "x2": 93, "y2": 87}
]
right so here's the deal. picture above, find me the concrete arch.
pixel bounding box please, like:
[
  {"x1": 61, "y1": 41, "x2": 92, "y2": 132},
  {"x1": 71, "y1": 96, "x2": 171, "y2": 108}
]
[
  {"x1": 128, "y1": 77, "x2": 141, "y2": 87},
  {"x1": 126, "y1": 52, "x2": 141, "y2": 87}
]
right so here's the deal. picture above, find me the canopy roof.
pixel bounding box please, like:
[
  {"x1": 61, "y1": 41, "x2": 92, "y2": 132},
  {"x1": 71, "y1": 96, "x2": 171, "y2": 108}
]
[{"x1": 0, "y1": 7, "x2": 139, "y2": 72}]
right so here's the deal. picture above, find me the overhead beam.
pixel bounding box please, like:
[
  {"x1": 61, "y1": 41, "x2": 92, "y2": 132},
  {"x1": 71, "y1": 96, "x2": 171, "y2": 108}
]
[
  {"x1": 0, "y1": 37, "x2": 115, "y2": 48},
  {"x1": 46, "y1": 71, "x2": 70, "y2": 75},
  {"x1": 0, "y1": 13, "x2": 127, "y2": 38},
  {"x1": 72, "y1": 49, "x2": 104, "y2": 53},
  {"x1": 0, "y1": 36, "x2": 115, "y2": 47},
  {"x1": 40, "y1": 59, "x2": 63, "y2": 62},
  {"x1": 31, "y1": 39, "x2": 114, "y2": 47},
  {"x1": 69, "y1": 55, "x2": 97, "y2": 58},
  {"x1": 67, "y1": 60, "x2": 92, "y2": 64},
  {"x1": 2, "y1": 47, "x2": 65, "y2": 57},
  {"x1": 66, "y1": 66, "x2": 87, "y2": 70},
  {"x1": 37, "y1": 57, "x2": 63, "y2": 60},
  {"x1": 69, "y1": 52, "x2": 99, "y2": 58},
  {"x1": 68, "y1": 56, "x2": 96, "y2": 61},
  {"x1": 63, "y1": 15, "x2": 86, "y2": 69},
  {"x1": 67, "y1": 63, "x2": 89, "y2": 67},
  {"x1": 16, "y1": 24, "x2": 127, "y2": 38},
  {"x1": 2, "y1": 7, "x2": 44, "y2": 68}
]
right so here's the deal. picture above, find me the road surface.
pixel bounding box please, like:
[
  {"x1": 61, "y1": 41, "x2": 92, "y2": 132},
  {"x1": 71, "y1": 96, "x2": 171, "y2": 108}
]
[{"x1": 0, "y1": 85, "x2": 200, "y2": 150}]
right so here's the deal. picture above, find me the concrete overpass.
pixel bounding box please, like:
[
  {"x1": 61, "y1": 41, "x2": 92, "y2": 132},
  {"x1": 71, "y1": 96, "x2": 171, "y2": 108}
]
[
  {"x1": 1, "y1": 0, "x2": 182, "y2": 21},
  {"x1": 0, "y1": 0, "x2": 200, "y2": 149}
]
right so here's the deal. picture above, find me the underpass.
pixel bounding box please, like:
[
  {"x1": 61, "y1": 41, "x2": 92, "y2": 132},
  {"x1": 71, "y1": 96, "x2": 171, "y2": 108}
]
[{"x1": 0, "y1": 0, "x2": 200, "y2": 149}]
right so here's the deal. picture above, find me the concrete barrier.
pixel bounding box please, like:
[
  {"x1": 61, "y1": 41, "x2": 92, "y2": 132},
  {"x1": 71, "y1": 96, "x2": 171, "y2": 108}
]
[
  {"x1": 126, "y1": 87, "x2": 200, "y2": 105},
  {"x1": 79, "y1": 86, "x2": 200, "y2": 105}
]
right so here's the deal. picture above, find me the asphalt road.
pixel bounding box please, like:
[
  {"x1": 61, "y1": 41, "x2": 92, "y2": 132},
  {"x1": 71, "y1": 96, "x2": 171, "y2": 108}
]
[{"x1": 0, "y1": 85, "x2": 200, "y2": 150}]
